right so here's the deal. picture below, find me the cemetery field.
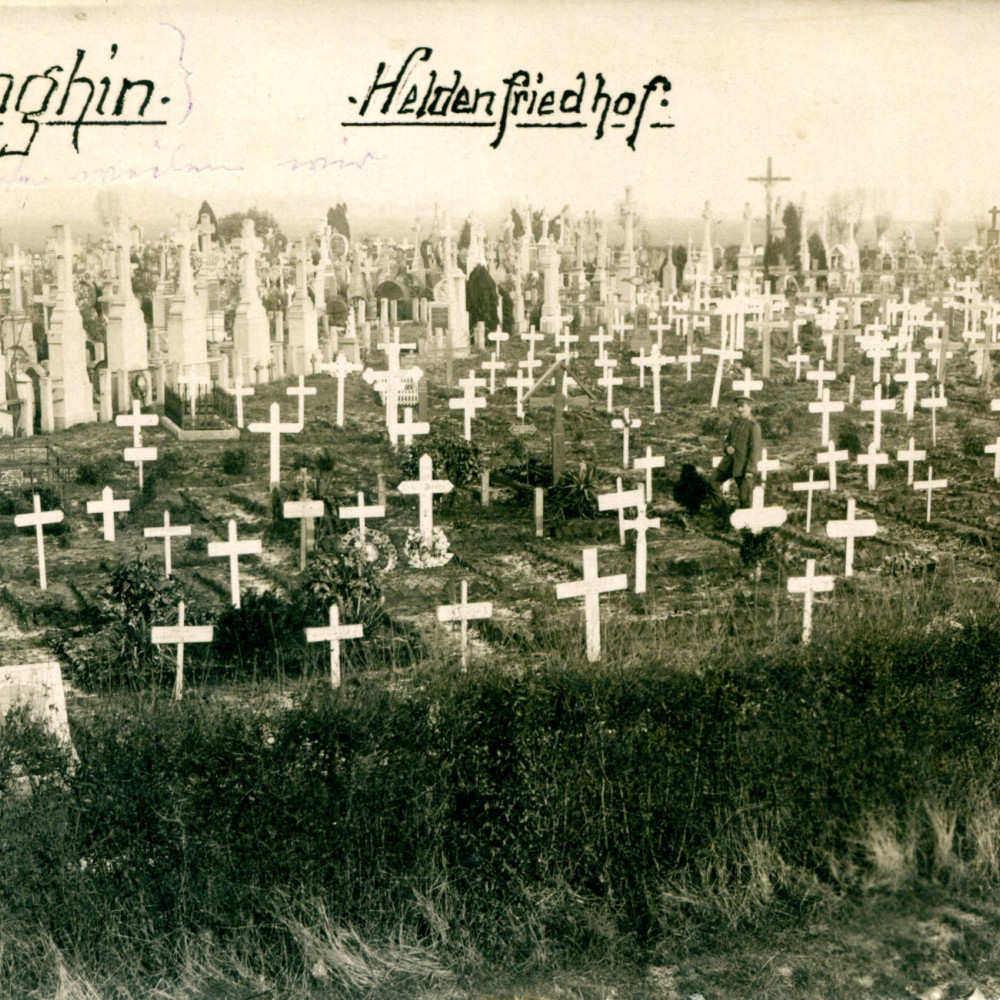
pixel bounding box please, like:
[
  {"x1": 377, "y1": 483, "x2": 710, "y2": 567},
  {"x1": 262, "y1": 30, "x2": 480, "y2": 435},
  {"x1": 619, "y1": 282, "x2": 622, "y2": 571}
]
[{"x1": 7, "y1": 326, "x2": 1000, "y2": 997}]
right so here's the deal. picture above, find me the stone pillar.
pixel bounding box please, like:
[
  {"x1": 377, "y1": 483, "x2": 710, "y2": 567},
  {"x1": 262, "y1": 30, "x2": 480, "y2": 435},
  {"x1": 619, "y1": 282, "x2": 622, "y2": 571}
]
[
  {"x1": 39, "y1": 375, "x2": 54, "y2": 433},
  {"x1": 99, "y1": 369, "x2": 114, "y2": 423}
]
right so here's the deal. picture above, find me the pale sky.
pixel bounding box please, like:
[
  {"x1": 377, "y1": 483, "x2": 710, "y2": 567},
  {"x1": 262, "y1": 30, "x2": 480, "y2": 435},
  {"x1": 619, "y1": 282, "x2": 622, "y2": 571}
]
[{"x1": 0, "y1": 0, "x2": 996, "y2": 244}]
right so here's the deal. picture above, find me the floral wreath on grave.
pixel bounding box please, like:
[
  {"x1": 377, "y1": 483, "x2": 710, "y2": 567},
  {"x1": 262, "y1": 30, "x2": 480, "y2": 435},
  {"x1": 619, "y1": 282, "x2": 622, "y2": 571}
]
[
  {"x1": 338, "y1": 527, "x2": 397, "y2": 576},
  {"x1": 402, "y1": 526, "x2": 453, "y2": 569}
]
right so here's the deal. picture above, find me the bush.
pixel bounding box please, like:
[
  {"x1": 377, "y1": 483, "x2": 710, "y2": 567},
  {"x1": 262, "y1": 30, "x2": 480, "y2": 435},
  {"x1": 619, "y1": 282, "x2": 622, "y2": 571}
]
[
  {"x1": 962, "y1": 431, "x2": 986, "y2": 458},
  {"x1": 400, "y1": 428, "x2": 482, "y2": 489},
  {"x1": 221, "y1": 444, "x2": 254, "y2": 476},
  {"x1": 75, "y1": 456, "x2": 117, "y2": 486},
  {"x1": 673, "y1": 462, "x2": 709, "y2": 516},
  {"x1": 836, "y1": 421, "x2": 863, "y2": 455},
  {"x1": 547, "y1": 461, "x2": 607, "y2": 519},
  {"x1": 212, "y1": 589, "x2": 311, "y2": 679}
]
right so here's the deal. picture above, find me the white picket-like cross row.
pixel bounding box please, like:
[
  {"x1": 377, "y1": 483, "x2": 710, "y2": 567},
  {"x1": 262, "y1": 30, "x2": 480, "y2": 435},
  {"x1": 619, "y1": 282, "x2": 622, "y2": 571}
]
[
  {"x1": 436, "y1": 580, "x2": 493, "y2": 671},
  {"x1": 554, "y1": 547, "x2": 628, "y2": 663},
  {"x1": 207, "y1": 519, "x2": 262, "y2": 608},
  {"x1": 86, "y1": 486, "x2": 130, "y2": 542},
  {"x1": 151, "y1": 601, "x2": 214, "y2": 701},
  {"x1": 305, "y1": 604, "x2": 364, "y2": 689}
]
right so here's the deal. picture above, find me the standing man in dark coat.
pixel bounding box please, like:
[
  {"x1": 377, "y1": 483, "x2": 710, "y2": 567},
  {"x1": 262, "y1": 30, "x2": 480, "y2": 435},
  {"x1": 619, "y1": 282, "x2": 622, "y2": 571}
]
[{"x1": 709, "y1": 395, "x2": 763, "y2": 521}]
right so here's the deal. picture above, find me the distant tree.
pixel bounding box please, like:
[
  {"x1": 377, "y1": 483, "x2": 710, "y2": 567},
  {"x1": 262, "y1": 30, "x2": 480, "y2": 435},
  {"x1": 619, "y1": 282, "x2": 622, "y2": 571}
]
[
  {"x1": 672, "y1": 245, "x2": 688, "y2": 285},
  {"x1": 458, "y1": 221, "x2": 471, "y2": 251},
  {"x1": 197, "y1": 200, "x2": 218, "y2": 230},
  {"x1": 94, "y1": 189, "x2": 124, "y2": 232},
  {"x1": 808, "y1": 233, "x2": 828, "y2": 282},
  {"x1": 782, "y1": 203, "x2": 802, "y2": 273},
  {"x1": 531, "y1": 211, "x2": 544, "y2": 243},
  {"x1": 466, "y1": 264, "x2": 499, "y2": 332},
  {"x1": 722, "y1": 245, "x2": 740, "y2": 273},
  {"x1": 216, "y1": 208, "x2": 288, "y2": 260},
  {"x1": 511, "y1": 209, "x2": 525, "y2": 240},
  {"x1": 327, "y1": 203, "x2": 350, "y2": 240},
  {"x1": 764, "y1": 238, "x2": 782, "y2": 270}
]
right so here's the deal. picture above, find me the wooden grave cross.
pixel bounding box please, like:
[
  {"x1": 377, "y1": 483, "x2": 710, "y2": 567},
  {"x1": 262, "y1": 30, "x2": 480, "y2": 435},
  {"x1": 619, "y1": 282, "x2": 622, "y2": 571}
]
[
  {"x1": 622, "y1": 497, "x2": 660, "y2": 595},
  {"x1": 338, "y1": 491, "x2": 385, "y2": 542},
  {"x1": 792, "y1": 469, "x2": 830, "y2": 534},
  {"x1": 730, "y1": 485, "x2": 787, "y2": 534},
  {"x1": 919, "y1": 384, "x2": 947, "y2": 446},
  {"x1": 805, "y1": 358, "x2": 835, "y2": 401},
  {"x1": 247, "y1": 401, "x2": 301, "y2": 489},
  {"x1": 611, "y1": 407, "x2": 642, "y2": 469},
  {"x1": 481, "y1": 351, "x2": 506, "y2": 395},
  {"x1": 144, "y1": 510, "x2": 190, "y2": 577},
  {"x1": 554, "y1": 547, "x2": 628, "y2": 662},
  {"x1": 598, "y1": 476, "x2": 645, "y2": 546},
  {"x1": 589, "y1": 326, "x2": 613, "y2": 357},
  {"x1": 826, "y1": 497, "x2": 877, "y2": 577},
  {"x1": 286, "y1": 374, "x2": 316, "y2": 429},
  {"x1": 397, "y1": 453, "x2": 454, "y2": 542},
  {"x1": 633, "y1": 446, "x2": 665, "y2": 504},
  {"x1": 151, "y1": 600, "x2": 214, "y2": 701},
  {"x1": 86, "y1": 486, "x2": 130, "y2": 542},
  {"x1": 319, "y1": 353, "x2": 363, "y2": 428},
  {"x1": 913, "y1": 465, "x2": 947, "y2": 523},
  {"x1": 505, "y1": 368, "x2": 534, "y2": 419},
  {"x1": 732, "y1": 366, "x2": 763, "y2": 400},
  {"x1": 305, "y1": 604, "x2": 364, "y2": 689},
  {"x1": 756, "y1": 448, "x2": 780, "y2": 486},
  {"x1": 449, "y1": 370, "x2": 487, "y2": 441},
  {"x1": 229, "y1": 368, "x2": 256, "y2": 429},
  {"x1": 787, "y1": 346, "x2": 810, "y2": 381},
  {"x1": 787, "y1": 559, "x2": 835, "y2": 645},
  {"x1": 809, "y1": 388, "x2": 843, "y2": 447},
  {"x1": 284, "y1": 491, "x2": 326, "y2": 571},
  {"x1": 985, "y1": 437, "x2": 1000, "y2": 480},
  {"x1": 436, "y1": 580, "x2": 493, "y2": 671},
  {"x1": 630, "y1": 347, "x2": 648, "y2": 390},
  {"x1": 860, "y1": 383, "x2": 896, "y2": 452},
  {"x1": 117, "y1": 399, "x2": 159, "y2": 490},
  {"x1": 894, "y1": 350, "x2": 927, "y2": 421},
  {"x1": 594, "y1": 357, "x2": 623, "y2": 414},
  {"x1": 857, "y1": 441, "x2": 889, "y2": 491},
  {"x1": 676, "y1": 346, "x2": 702, "y2": 382},
  {"x1": 645, "y1": 343, "x2": 675, "y2": 415},
  {"x1": 486, "y1": 327, "x2": 510, "y2": 357},
  {"x1": 897, "y1": 437, "x2": 926, "y2": 485},
  {"x1": 522, "y1": 358, "x2": 597, "y2": 484},
  {"x1": 207, "y1": 519, "x2": 262, "y2": 608},
  {"x1": 397, "y1": 406, "x2": 430, "y2": 447},
  {"x1": 13, "y1": 493, "x2": 64, "y2": 590},
  {"x1": 816, "y1": 441, "x2": 849, "y2": 492},
  {"x1": 704, "y1": 339, "x2": 743, "y2": 410}
]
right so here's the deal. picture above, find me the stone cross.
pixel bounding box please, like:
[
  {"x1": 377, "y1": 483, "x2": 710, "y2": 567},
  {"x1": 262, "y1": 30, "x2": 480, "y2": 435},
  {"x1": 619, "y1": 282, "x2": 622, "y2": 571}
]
[
  {"x1": 809, "y1": 388, "x2": 844, "y2": 447},
  {"x1": 730, "y1": 485, "x2": 787, "y2": 534},
  {"x1": 305, "y1": 604, "x2": 364, "y2": 689},
  {"x1": 622, "y1": 497, "x2": 660, "y2": 594},
  {"x1": 207, "y1": 519, "x2": 262, "y2": 608},
  {"x1": 857, "y1": 441, "x2": 889, "y2": 491},
  {"x1": 247, "y1": 402, "x2": 301, "y2": 489},
  {"x1": 554, "y1": 547, "x2": 628, "y2": 662},
  {"x1": 611, "y1": 407, "x2": 641, "y2": 468},
  {"x1": 338, "y1": 491, "x2": 385, "y2": 541},
  {"x1": 144, "y1": 510, "x2": 191, "y2": 577},
  {"x1": 598, "y1": 477, "x2": 645, "y2": 546},
  {"x1": 320, "y1": 353, "x2": 364, "y2": 427},
  {"x1": 286, "y1": 375, "x2": 316, "y2": 429},
  {"x1": 86, "y1": 486, "x2": 130, "y2": 542},
  {"x1": 787, "y1": 559, "x2": 835, "y2": 645},
  {"x1": 826, "y1": 497, "x2": 877, "y2": 577},
  {"x1": 913, "y1": 465, "x2": 947, "y2": 523},
  {"x1": 633, "y1": 445, "x2": 665, "y2": 503},
  {"x1": 919, "y1": 384, "x2": 947, "y2": 446},
  {"x1": 449, "y1": 370, "x2": 487, "y2": 441},
  {"x1": 436, "y1": 580, "x2": 493, "y2": 671},
  {"x1": 397, "y1": 453, "x2": 454, "y2": 542},
  {"x1": 151, "y1": 600, "x2": 214, "y2": 701},
  {"x1": 14, "y1": 493, "x2": 64, "y2": 590},
  {"x1": 860, "y1": 384, "x2": 896, "y2": 452},
  {"x1": 792, "y1": 469, "x2": 830, "y2": 534}
]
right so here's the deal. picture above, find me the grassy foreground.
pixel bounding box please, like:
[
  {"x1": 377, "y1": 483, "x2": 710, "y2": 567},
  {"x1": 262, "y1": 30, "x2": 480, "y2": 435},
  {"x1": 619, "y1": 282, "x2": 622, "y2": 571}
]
[{"x1": 4, "y1": 571, "x2": 1000, "y2": 998}]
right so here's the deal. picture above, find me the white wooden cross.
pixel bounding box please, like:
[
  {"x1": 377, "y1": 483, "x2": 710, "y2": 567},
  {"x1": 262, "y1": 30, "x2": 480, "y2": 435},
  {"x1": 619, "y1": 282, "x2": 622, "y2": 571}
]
[
  {"x1": 144, "y1": 510, "x2": 191, "y2": 577},
  {"x1": 505, "y1": 369, "x2": 534, "y2": 419},
  {"x1": 806, "y1": 358, "x2": 835, "y2": 401},
  {"x1": 319, "y1": 353, "x2": 363, "y2": 428},
  {"x1": 894, "y1": 350, "x2": 927, "y2": 421},
  {"x1": 284, "y1": 496, "x2": 325, "y2": 570},
  {"x1": 397, "y1": 453, "x2": 454, "y2": 542},
  {"x1": 860, "y1": 384, "x2": 896, "y2": 452},
  {"x1": 151, "y1": 600, "x2": 214, "y2": 701},
  {"x1": 787, "y1": 347, "x2": 810, "y2": 380},
  {"x1": 207, "y1": 519, "x2": 262, "y2": 608},
  {"x1": 787, "y1": 559, "x2": 835, "y2": 645},
  {"x1": 645, "y1": 343, "x2": 675, "y2": 415},
  {"x1": 86, "y1": 486, "x2": 130, "y2": 542},
  {"x1": 864, "y1": 330, "x2": 894, "y2": 384},
  {"x1": 633, "y1": 446, "x2": 665, "y2": 504},
  {"x1": 598, "y1": 477, "x2": 645, "y2": 546},
  {"x1": 856, "y1": 441, "x2": 889, "y2": 491},
  {"x1": 809, "y1": 388, "x2": 844, "y2": 447},
  {"x1": 919, "y1": 384, "x2": 947, "y2": 446},
  {"x1": 449, "y1": 370, "x2": 487, "y2": 441},
  {"x1": 986, "y1": 438, "x2": 1000, "y2": 480},
  {"x1": 756, "y1": 448, "x2": 780, "y2": 486},
  {"x1": 397, "y1": 407, "x2": 430, "y2": 446},
  {"x1": 554, "y1": 547, "x2": 628, "y2": 662},
  {"x1": 481, "y1": 351, "x2": 506, "y2": 394},
  {"x1": 676, "y1": 347, "x2": 701, "y2": 382},
  {"x1": 913, "y1": 465, "x2": 947, "y2": 523},
  {"x1": 791, "y1": 469, "x2": 830, "y2": 534},
  {"x1": 704, "y1": 343, "x2": 742, "y2": 409},
  {"x1": 648, "y1": 313, "x2": 671, "y2": 349},
  {"x1": 730, "y1": 485, "x2": 787, "y2": 534},
  {"x1": 732, "y1": 367, "x2": 763, "y2": 400},
  {"x1": 338, "y1": 491, "x2": 385, "y2": 541},
  {"x1": 117, "y1": 399, "x2": 160, "y2": 489},
  {"x1": 612, "y1": 311, "x2": 634, "y2": 344},
  {"x1": 486, "y1": 327, "x2": 510, "y2": 357},
  {"x1": 305, "y1": 604, "x2": 364, "y2": 688},
  {"x1": 13, "y1": 493, "x2": 64, "y2": 590},
  {"x1": 816, "y1": 441, "x2": 849, "y2": 492},
  {"x1": 826, "y1": 497, "x2": 877, "y2": 577},
  {"x1": 630, "y1": 347, "x2": 648, "y2": 389},
  {"x1": 247, "y1": 401, "x2": 301, "y2": 489},
  {"x1": 897, "y1": 437, "x2": 926, "y2": 485},
  {"x1": 622, "y1": 498, "x2": 660, "y2": 594},
  {"x1": 611, "y1": 407, "x2": 642, "y2": 468},
  {"x1": 286, "y1": 375, "x2": 316, "y2": 429},
  {"x1": 436, "y1": 580, "x2": 493, "y2": 671},
  {"x1": 229, "y1": 368, "x2": 255, "y2": 429},
  {"x1": 594, "y1": 357, "x2": 622, "y2": 414},
  {"x1": 589, "y1": 326, "x2": 613, "y2": 357}
]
